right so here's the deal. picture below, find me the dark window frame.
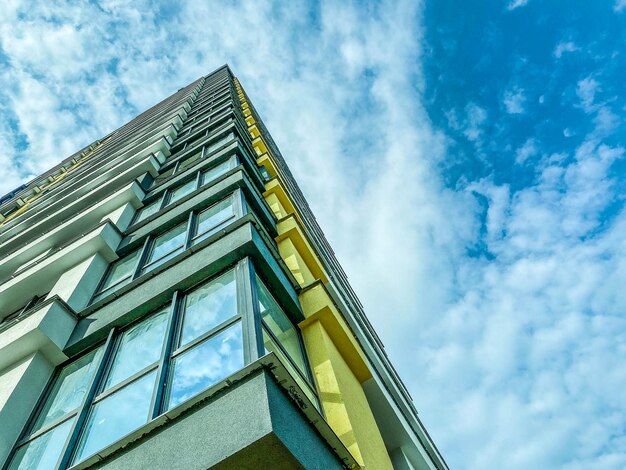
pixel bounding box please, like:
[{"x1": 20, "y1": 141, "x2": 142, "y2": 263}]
[
  {"x1": 6, "y1": 258, "x2": 316, "y2": 469},
  {"x1": 92, "y1": 190, "x2": 245, "y2": 305}
]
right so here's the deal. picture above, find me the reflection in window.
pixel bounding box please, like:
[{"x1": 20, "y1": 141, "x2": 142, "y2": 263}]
[
  {"x1": 168, "y1": 322, "x2": 243, "y2": 409},
  {"x1": 9, "y1": 419, "x2": 74, "y2": 470},
  {"x1": 143, "y1": 222, "x2": 187, "y2": 273},
  {"x1": 205, "y1": 132, "x2": 234, "y2": 156},
  {"x1": 179, "y1": 270, "x2": 237, "y2": 346},
  {"x1": 176, "y1": 150, "x2": 203, "y2": 174},
  {"x1": 92, "y1": 250, "x2": 141, "y2": 303},
  {"x1": 167, "y1": 178, "x2": 197, "y2": 206},
  {"x1": 168, "y1": 269, "x2": 242, "y2": 409},
  {"x1": 200, "y1": 158, "x2": 235, "y2": 186},
  {"x1": 134, "y1": 199, "x2": 161, "y2": 224},
  {"x1": 74, "y1": 372, "x2": 157, "y2": 463},
  {"x1": 73, "y1": 309, "x2": 168, "y2": 464},
  {"x1": 257, "y1": 276, "x2": 318, "y2": 407},
  {"x1": 8, "y1": 347, "x2": 103, "y2": 470},
  {"x1": 192, "y1": 197, "x2": 235, "y2": 245}
]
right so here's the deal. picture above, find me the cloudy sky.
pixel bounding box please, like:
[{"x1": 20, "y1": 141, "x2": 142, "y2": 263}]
[{"x1": 1, "y1": 0, "x2": 626, "y2": 468}]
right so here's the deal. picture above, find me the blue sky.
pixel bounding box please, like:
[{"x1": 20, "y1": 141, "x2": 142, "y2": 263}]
[{"x1": 1, "y1": 1, "x2": 626, "y2": 468}]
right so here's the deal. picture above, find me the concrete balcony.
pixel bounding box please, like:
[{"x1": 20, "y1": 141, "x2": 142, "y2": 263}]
[
  {"x1": 70, "y1": 355, "x2": 357, "y2": 470},
  {"x1": 0, "y1": 296, "x2": 77, "y2": 373},
  {"x1": 0, "y1": 181, "x2": 144, "y2": 281},
  {"x1": 0, "y1": 221, "x2": 122, "y2": 318}
]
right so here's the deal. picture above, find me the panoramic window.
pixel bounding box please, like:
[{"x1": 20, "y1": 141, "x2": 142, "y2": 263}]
[
  {"x1": 91, "y1": 193, "x2": 241, "y2": 304},
  {"x1": 73, "y1": 309, "x2": 169, "y2": 462},
  {"x1": 134, "y1": 155, "x2": 237, "y2": 225},
  {"x1": 9, "y1": 261, "x2": 314, "y2": 468},
  {"x1": 256, "y1": 276, "x2": 318, "y2": 406}
]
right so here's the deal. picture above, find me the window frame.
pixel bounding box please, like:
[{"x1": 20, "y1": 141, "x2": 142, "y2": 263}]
[
  {"x1": 7, "y1": 259, "x2": 313, "y2": 469},
  {"x1": 91, "y1": 190, "x2": 244, "y2": 305},
  {"x1": 133, "y1": 153, "x2": 238, "y2": 226}
]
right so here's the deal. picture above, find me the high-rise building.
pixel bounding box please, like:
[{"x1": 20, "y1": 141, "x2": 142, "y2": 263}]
[{"x1": 0, "y1": 65, "x2": 447, "y2": 470}]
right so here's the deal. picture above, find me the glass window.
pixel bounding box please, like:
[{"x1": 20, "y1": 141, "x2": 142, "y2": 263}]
[
  {"x1": 167, "y1": 178, "x2": 197, "y2": 206},
  {"x1": 200, "y1": 158, "x2": 235, "y2": 186},
  {"x1": 256, "y1": 276, "x2": 308, "y2": 378},
  {"x1": 74, "y1": 310, "x2": 168, "y2": 464},
  {"x1": 152, "y1": 166, "x2": 174, "y2": 186},
  {"x1": 105, "y1": 309, "x2": 169, "y2": 389},
  {"x1": 176, "y1": 150, "x2": 203, "y2": 174},
  {"x1": 179, "y1": 270, "x2": 237, "y2": 347},
  {"x1": 262, "y1": 330, "x2": 317, "y2": 407},
  {"x1": 143, "y1": 222, "x2": 187, "y2": 272},
  {"x1": 92, "y1": 249, "x2": 141, "y2": 303},
  {"x1": 134, "y1": 199, "x2": 161, "y2": 224},
  {"x1": 168, "y1": 322, "x2": 243, "y2": 410},
  {"x1": 9, "y1": 261, "x2": 316, "y2": 468},
  {"x1": 74, "y1": 371, "x2": 157, "y2": 463},
  {"x1": 9, "y1": 418, "x2": 74, "y2": 470},
  {"x1": 205, "y1": 132, "x2": 234, "y2": 156},
  {"x1": 9, "y1": 347, "x2": 103, "y2": 470},
  {"x1": 192, "y1": 197, "x2": 235, "y2": 245},
  {"x1": 167, "y1": 269, "x2": 242, "y2": 410},
  {"x1": 33, "y1": 348, "x2": 103, "y2": 432}
]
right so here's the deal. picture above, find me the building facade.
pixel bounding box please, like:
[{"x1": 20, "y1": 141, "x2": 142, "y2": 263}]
[{"x1": 0, "y1": 66, "x2": 448, "y2": 470}]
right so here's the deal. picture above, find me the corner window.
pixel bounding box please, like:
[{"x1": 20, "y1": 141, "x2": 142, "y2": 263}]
[
  {"x1": 256, "y1": 275, "x2": 318, "y2": 407},
  {"x1": 10, "y1": 260, "x2": 316, "y2": 469}
]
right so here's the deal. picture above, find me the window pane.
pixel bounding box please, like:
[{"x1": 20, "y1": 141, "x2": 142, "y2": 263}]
[
  {"x1": 168, "y1": 321, "x2": 243, "y2": 410},
  {"x1": 105, "y1": 310, "x2": 168, "y2": 390},
  {"x1": 98, "y1": 250, "x2": 141, "y2": 293},
  {"x1": 33, "y1": 347, "x2": 103, "y2": 432},
  {"x1": 152, "y1": 167, "x2": 174, "y2": 186},
  {"x1": 200, "y1": 159, "x2": 232, "y2": 186},
  {"x1": 167, "y1": 178, "x2": 197, "y2": 206},
  {"x1": 256, "y1": 277, "x2": 308, "y2": 378},
  {"x1": 205, "y1": 133, "x2": 234, "y2": 156},
  {"x1": 74, "y1": 371, "x2": 157, "y2": 463},
  {"x1": 180, "y1": 269, "x2": 237, "y2": 347},
  {"x1": 262, "y1": 329, "x2": 318, "y2": 407},
  {"x1": 9, "y1": 418, "x2": 74, "y2": 470},
  {"x1": 192, "y1": 198, "x2": 235, "y2": 244},
  {"x1": 177, "y1": 150, "x2": 202, "y2": 173},
  {"x1": 135, "y1": 200, "x2": 160, "y2": 223},
  {"x1": 145, "y1": 222, "x2": 187, "y2": 269}
]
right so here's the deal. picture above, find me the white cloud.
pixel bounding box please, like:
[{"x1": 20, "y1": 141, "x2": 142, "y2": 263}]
[
  {"x1": 554, "y1": 41, "x2": 579, "y2": 58},
  {"x1": 515, "y1": 137, "x2": 538, "y2": 164},
  {"x1": 1, "y1": 2, "x2": 626, "y2": 470},
  {"x1": 463, "y1": 103, "x2": 488, "y2": 142},
  {"x1": 576, "y1": 76, "x2": 601, "y2": 113},
  {"x1": 503, "y1": 87, "x2": 527, "y2": 114},
  {"x1": 507, "y1": 0, "x2": 529, "y2": 10},
  {"x1": 614, "y1": 0, "x2": 626, "y2": 12}
]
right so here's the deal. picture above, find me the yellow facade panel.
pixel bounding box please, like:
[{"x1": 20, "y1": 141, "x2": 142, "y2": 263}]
[{"x1": 301, "y1": 320, "x2": 392, "y2": 470}]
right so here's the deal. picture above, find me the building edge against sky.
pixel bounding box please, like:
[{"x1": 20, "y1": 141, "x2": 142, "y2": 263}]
[{"x1": 0, "y1": 65, "x2": 448, "y2": 470}]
